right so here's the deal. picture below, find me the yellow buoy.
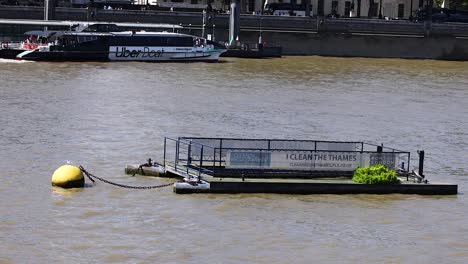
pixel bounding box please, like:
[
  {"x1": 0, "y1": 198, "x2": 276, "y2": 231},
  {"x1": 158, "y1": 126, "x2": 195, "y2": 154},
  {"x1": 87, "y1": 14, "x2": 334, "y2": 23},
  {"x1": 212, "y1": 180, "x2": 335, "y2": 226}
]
[{"x1": 51, "y1": 165, "x2": 84, "y2": 188}]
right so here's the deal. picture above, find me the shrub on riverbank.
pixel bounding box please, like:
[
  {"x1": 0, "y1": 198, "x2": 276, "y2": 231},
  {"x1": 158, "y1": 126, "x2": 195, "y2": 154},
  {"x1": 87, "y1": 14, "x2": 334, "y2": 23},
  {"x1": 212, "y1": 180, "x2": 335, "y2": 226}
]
[{"x1": 352, "y1": 164, "x2": 399, "y2": 184}]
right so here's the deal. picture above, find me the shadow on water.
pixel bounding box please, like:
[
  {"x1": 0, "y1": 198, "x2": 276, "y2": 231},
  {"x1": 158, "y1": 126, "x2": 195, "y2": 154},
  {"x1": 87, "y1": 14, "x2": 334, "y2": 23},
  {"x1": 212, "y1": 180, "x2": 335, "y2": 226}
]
[{"x1": 51, "y1": 185, "x2": 90, "y2": 196}]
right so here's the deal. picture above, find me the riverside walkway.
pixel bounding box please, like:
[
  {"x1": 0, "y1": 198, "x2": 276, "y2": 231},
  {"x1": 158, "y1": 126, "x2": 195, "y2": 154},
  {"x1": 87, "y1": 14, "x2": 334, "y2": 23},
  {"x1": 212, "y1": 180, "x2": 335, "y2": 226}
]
[{"x1": 1, "y1": 6, "x2": 468, "y2": 37}]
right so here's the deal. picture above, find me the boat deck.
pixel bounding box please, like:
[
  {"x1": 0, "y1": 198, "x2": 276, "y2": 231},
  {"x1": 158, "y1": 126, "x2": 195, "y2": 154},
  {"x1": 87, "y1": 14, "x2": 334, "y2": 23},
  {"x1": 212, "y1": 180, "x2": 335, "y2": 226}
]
[
  {"x1": 204, "y1": 177, "x2": 457, "y2": 195},
  {"x1": 164, "y1": 167, "x2": 458, "y2": 195}
]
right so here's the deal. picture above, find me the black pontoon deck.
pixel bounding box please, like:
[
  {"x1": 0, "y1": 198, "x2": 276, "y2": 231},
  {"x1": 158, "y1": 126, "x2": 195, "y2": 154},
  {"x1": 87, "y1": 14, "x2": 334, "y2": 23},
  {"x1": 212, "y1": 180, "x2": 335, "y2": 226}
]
[{"x1": 130, "y1": 137, "x2": 458, "y2": 195}]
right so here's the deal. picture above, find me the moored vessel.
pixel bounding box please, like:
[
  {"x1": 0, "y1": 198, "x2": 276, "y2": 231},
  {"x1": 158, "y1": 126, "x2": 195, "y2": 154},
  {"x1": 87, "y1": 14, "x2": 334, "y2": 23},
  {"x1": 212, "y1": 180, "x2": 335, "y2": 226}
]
[{"x1": 14, "y1": 23, "x2": 226, "y2": 62}]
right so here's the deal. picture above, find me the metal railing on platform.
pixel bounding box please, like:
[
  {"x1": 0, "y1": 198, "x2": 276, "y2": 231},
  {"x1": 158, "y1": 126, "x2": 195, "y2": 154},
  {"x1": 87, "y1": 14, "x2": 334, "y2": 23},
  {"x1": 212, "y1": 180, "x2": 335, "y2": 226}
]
[
  {"x1": 163, "y1": 137, "x2": 216, "y2": 181},
  {"x1": 177, "y1": 137, "x2": 411, "y2": 176}
]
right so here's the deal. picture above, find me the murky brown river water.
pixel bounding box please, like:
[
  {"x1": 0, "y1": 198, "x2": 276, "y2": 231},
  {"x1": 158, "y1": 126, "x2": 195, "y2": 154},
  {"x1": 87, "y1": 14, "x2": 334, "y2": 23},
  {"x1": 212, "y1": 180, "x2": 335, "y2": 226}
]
[{"x1": 1, "y1": 57, "x2": 467, "y2": 263}]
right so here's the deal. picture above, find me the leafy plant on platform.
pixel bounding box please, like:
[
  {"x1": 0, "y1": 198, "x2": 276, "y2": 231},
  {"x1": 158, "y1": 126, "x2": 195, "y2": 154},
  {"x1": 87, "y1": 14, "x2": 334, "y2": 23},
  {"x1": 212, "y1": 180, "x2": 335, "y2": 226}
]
[{"x1": 352, "y1": 164, "x2": 399, "y2": 184}]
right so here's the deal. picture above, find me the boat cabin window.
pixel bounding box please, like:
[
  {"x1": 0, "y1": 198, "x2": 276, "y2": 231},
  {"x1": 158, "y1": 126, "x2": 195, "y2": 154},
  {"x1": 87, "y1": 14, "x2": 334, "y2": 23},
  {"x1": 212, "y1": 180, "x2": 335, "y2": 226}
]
[
  {"x1": 83, "y1": 24, "x2": 119, "y2": 32},
  {"x1": 111, "y1": 36, "x2": 194, "y2": 47},
  {"x1": 62, "y1": 36, "x2": 77, "y2": 46},
  {"x1": 76, "y1": 36, "x2": 98, "y2": 43},
  {"x1": 54, "y1": 35, "x2": 100, "y2": 46},
  {"x1": 167, "y1": 36, "x2": 193, "y2": 46},
  {"x1": 55, "y1": 35, "x2": 79, "y2": 46}
]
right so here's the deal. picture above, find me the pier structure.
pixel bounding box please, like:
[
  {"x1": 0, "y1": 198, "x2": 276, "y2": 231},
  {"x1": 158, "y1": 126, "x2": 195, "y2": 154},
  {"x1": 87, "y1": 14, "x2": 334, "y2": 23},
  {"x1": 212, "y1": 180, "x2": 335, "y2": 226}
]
[{"x1": 159, "y1": 137, "x2": 457, "y2": 194}]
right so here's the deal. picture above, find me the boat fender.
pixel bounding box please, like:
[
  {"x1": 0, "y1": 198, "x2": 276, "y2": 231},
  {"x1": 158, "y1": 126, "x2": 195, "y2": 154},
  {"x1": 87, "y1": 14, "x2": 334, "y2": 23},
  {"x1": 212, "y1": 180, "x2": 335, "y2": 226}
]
[
  {"x1": 1, "y1": 42, "x2": 7, "y2": 49},
  {"x1": 51, "y1": 165, "x2": 84, "y2": 188}
]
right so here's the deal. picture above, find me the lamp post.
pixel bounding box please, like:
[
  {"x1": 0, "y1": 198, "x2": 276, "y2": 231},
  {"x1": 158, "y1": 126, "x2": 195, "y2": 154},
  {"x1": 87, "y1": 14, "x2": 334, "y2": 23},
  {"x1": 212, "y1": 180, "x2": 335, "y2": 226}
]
[
  {"x1": 212, "y1": 24, "x2": 215, "y2": 41},
  {"x1": 202, "y1": 9, "x2": 206, "y2": 38},
  {"x1": 259, "y1": 17, "x2": 263, "y2": 47},
  {"x1": 378, "y1": 0, "x2": 383, "y2": 19},
  {"x1": 44, "y1": 0, "x2": 49, "y2": 31},
  {"x1": 410, "y1": 0, "x2": 413, "y2": 20}
]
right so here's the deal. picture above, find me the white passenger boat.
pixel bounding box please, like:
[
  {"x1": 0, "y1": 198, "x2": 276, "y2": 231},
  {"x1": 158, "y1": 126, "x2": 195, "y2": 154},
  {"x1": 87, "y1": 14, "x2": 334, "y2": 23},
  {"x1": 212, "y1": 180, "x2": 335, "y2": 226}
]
[{"x1": 16, "y1": 23, "x2": 226, "y2": 62}]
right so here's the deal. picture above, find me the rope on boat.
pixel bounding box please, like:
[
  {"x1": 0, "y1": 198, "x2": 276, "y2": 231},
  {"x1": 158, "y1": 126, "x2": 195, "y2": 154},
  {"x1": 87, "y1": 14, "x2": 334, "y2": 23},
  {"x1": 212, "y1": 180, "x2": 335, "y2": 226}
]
[{"x1": 79, "y1": 165, "x2": 175, "y2": 189}]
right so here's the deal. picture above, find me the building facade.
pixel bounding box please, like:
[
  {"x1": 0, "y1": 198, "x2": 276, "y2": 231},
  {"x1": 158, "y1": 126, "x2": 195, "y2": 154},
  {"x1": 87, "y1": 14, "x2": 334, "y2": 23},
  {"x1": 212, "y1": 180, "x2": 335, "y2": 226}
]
[
  {"x1": 253, "y1": 0, "x2": 426, "y2": 19},
  {"x1": 133, "y1": 0, "x2": 428, "y2": 19}
]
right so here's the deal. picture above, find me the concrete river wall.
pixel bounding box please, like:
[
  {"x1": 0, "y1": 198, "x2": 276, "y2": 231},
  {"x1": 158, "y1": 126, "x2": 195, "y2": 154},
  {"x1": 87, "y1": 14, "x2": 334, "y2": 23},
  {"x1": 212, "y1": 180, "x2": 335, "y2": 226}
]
[{"x1": 1, "y1": 6, "x2": 468, "y2": 60}]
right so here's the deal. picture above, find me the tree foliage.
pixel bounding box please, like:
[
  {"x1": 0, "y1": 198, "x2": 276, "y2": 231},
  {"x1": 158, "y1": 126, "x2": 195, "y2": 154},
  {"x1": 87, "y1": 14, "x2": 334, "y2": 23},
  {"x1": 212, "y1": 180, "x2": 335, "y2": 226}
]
[{"x1": 434, "y1": 0, "x2": 468, "y2": 9}]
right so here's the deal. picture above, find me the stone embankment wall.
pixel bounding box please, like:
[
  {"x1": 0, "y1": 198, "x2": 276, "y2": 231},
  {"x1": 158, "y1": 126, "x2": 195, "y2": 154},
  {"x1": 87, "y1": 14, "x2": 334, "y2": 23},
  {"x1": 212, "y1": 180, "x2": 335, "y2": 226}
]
[{"x1": 1, "y1": 6, "x2": 468, "y2": 60}]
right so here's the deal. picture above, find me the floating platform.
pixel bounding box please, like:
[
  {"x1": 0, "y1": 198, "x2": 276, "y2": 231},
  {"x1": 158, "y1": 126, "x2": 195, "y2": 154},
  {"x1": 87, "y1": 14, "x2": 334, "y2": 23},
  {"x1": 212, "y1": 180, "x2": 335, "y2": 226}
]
[
  {"x1": 129, "y1": 137, "x2": 458, "y2": 195},
  {"x1": 171, "y1": 175, "x2": 457, "y2": 195},
  {"x1": 204, "y1": 177, "x2": 457, "y2": 195}
]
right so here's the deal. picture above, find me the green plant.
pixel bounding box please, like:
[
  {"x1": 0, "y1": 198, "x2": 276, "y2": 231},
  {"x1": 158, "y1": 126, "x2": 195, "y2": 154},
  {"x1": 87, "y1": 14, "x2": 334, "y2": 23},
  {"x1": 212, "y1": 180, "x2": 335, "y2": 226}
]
[{"x1": 352, "y1": 164, "x2": 399, "y2": 184}]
